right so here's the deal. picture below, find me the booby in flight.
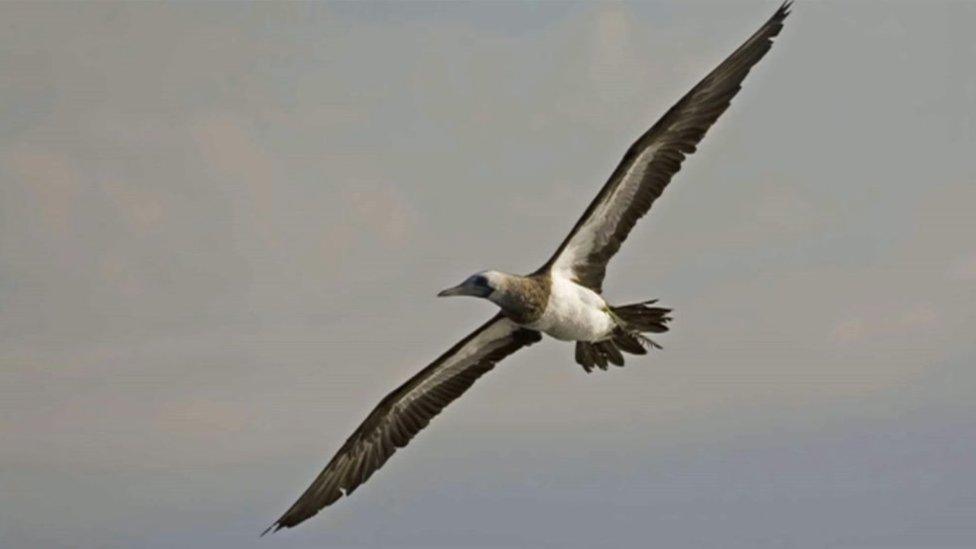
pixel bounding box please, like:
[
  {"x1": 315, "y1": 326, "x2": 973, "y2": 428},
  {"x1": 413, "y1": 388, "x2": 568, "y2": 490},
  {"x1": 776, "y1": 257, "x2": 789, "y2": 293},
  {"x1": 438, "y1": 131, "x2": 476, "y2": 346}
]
[{"x1": 266, "y1": 2, "x2": 790, "y2": 533}]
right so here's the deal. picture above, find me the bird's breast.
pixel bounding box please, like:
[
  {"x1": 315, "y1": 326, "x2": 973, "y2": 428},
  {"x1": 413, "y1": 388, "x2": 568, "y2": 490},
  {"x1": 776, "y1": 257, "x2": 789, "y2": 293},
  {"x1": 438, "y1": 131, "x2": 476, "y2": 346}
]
[{"x1": 525, "y1": 276, "x2": 614, "y2": 342}]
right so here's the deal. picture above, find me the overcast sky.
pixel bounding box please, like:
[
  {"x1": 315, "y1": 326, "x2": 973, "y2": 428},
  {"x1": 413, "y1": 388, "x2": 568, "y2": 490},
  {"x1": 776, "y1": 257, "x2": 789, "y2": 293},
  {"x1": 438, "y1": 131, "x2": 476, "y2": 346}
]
[{"x1": 2, "y1": 1, "x2": 975, "y2": 548}]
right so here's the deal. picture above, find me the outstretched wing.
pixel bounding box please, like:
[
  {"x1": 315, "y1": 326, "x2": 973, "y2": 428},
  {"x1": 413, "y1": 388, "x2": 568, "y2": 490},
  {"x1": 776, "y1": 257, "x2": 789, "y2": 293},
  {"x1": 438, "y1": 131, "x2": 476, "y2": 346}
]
[
  {"x1": 541, "y1": 2, "x2": 791, "y2": 292},
  {"x1": 265, "y1": 314, "x2": 541, "y2": 534}
]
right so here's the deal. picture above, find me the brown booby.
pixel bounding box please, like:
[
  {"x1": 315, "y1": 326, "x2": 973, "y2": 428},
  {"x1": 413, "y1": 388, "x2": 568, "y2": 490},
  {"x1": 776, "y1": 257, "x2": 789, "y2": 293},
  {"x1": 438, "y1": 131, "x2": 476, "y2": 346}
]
[{"x1": 266, "y1": 2, "x2": 790, "y2": 533}]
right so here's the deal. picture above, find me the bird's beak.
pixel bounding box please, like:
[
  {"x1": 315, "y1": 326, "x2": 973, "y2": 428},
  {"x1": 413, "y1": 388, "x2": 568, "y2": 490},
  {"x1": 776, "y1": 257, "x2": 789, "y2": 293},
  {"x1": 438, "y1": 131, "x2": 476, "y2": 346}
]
[{"x1": 437, "y1": 284, "x2": 470, "y2": 298}]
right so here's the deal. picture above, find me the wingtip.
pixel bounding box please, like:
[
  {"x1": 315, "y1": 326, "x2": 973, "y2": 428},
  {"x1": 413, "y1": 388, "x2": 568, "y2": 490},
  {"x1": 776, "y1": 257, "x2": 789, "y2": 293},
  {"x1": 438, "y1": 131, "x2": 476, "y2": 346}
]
[
  {"x1": 260, "y1": 521, "x2": 282, "y2": 537},
  {"x1": 777, "y1": 1, "x2": 793, "y2": 19}
]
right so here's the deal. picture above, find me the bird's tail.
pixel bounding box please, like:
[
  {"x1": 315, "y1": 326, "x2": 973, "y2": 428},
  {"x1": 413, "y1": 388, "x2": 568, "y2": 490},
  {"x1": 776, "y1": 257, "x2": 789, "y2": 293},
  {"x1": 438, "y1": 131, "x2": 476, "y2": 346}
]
[
  {"x1": 574, "y1": 300, "x2": 672, "y2": 373},
  {"x1": 611, "y1": 299, "x2": 672, "y2": 334}
]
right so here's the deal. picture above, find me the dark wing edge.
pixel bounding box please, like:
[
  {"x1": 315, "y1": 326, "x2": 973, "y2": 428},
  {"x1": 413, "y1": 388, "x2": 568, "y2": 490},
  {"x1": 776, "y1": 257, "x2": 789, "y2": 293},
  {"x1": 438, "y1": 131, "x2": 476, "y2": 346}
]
[
  {"x1": 263, "y1": 313, "x2": 541, "y2": 535},
  {"x1": 540, "y1": 2, "x2": 791, "y2": 291}
]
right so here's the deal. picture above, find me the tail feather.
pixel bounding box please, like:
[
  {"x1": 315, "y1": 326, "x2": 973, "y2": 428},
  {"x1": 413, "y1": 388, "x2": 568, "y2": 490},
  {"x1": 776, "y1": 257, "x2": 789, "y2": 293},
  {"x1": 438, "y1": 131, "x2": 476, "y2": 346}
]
[
  {"x1": 597, "y1": 341, "x2": 625, "y2": 367},
  {"x1": 573, "y1": 299, "x2": 672, "y2": 372},
  {"x1": 612, "y1": 330, "x2": 647, "y2": 355},
  {"x1": 591, "y1": 344, "x2": 608, "y2": 370},
  {"x1": 612, "y1": 300, "x2": 672, "y2": 333},
  {"x1": 575, "y1": 342, "x2": 596, "y2": 372}
]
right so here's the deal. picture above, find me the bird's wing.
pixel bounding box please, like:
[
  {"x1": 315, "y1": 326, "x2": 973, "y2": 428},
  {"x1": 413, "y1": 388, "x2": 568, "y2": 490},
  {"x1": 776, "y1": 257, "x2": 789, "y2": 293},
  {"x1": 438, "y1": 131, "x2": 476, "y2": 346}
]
[
  {"x1": 541, "y1": 2, "x2": 790, "y2": 292},
  {"x1": 265, "y1": 313, "x2": 541, "y2": 534}
]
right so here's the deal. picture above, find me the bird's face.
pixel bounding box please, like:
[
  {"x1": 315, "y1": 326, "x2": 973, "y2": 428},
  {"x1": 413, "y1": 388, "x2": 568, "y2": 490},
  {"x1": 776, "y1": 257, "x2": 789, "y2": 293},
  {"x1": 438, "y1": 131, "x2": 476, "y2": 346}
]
[{"x1": 437, "y1": 271, "x2": 499, "y2": 299}]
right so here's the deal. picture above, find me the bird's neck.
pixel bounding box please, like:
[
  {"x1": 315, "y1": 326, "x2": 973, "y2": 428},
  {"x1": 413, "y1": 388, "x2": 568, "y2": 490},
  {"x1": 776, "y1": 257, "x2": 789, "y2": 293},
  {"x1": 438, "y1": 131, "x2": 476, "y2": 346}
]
[{"x1": 490, "y1": 273, "x2": 550, "y2": 325}]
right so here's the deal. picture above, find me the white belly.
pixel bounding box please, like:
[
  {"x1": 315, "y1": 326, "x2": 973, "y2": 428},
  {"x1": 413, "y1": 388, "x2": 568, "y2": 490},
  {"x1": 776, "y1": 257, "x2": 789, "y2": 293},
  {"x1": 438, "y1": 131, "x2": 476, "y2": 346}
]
[{"x1": 525, "y1": 276, "x2": 615, "y2": 342}]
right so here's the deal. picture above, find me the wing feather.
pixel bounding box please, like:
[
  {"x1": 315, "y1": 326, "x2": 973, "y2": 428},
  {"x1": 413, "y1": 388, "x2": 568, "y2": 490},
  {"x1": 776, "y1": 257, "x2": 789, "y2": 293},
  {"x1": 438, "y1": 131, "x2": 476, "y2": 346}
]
[
  {"x1": 265, "y1": 314, "x2": 541, "y2": 533},
  {"x1": 542, "y1": 2, "x2": 791, "y2": 291}
]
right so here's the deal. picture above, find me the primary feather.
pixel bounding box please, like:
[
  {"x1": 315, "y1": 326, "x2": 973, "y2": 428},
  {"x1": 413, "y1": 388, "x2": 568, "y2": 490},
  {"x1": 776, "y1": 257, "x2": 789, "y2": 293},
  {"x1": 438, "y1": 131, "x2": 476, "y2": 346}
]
[
  {"x1": 266, "y1": 2, "x2": 790, "y2": 533},
  {"x1": 542, "y1": 2, "x2": 791, "y2": 292}
]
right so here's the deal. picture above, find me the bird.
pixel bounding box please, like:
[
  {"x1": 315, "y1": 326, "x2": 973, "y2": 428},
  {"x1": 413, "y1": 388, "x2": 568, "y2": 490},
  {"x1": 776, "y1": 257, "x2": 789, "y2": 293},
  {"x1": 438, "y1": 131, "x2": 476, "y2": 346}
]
[{"x1": 265, "y1": 2, "x2": 790, "y2": 534}]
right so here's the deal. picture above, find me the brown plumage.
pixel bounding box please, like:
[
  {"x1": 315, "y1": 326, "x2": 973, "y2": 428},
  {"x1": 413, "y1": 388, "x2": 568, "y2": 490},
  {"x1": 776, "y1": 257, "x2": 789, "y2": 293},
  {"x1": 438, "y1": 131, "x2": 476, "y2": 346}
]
[
  {"x1": 266, "y1": 2, "x2": 790, "y2": 533},
  {"x1": 494, "y1": 273, "x2": 551, "y2": 324},
  {"x1": 612, "y1": 330, "x2": 649, "y2": 355},
  {"x1": 264, "y1": 315, "x2": 540, "y2": 534},
  {"x1": 540, "y1": 2, "x2": 791, "y2": 293}
]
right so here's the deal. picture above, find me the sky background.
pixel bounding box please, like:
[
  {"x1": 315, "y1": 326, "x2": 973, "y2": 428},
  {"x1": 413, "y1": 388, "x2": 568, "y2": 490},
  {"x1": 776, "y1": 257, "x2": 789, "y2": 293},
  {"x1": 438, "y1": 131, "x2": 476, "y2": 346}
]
[{"x1": 2, "y1": 1, "x2": 975, "y2": 547}]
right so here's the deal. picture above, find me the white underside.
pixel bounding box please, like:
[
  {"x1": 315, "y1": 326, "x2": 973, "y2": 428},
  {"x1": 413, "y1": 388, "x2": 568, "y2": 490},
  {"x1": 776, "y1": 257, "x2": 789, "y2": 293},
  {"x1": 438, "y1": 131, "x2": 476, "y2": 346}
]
[{"x1": 524, "y1": 275, "x2": 616, "y2": 342}]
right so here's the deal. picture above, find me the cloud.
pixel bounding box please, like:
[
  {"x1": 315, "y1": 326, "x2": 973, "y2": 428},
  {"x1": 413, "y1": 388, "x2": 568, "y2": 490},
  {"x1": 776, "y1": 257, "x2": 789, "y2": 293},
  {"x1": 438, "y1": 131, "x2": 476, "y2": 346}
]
[
  {"x1": 153, "y1": 396, "x2": 252, "y2": 436},
  {"x1": 343, "y1": 182, "x2": 417, "y2": 246},
  {"x1": 752, "y1": 182, "x2": 821, "y2": 234},
  {"x1": 192, "y1": 113, "x2": 280, "y2": 240},
  {"x1": 949, "y1": 252, "x2": 976, "y2": 281},
  {"x1": 588, "y1": 4, "x2": 640, "y2": 101},
  {"x1": 830, "y1": 302, "x2": 939, "y2": 345},
  {"x1": 3, "y1": 4, "x2": 976, "y2": 547},
  {"x1": 2, "y1": 145, "x2": 80, "y2": 235},
  {"x1": 99, "y1": 179, "x2": 167, "y2": 232}
]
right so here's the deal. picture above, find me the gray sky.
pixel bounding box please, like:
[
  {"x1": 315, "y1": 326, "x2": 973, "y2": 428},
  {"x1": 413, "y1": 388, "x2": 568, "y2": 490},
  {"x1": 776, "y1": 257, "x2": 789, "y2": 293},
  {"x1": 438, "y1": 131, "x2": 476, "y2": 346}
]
[{"x1": 2, "y1": 1, "x2": 975, "y2": 547}]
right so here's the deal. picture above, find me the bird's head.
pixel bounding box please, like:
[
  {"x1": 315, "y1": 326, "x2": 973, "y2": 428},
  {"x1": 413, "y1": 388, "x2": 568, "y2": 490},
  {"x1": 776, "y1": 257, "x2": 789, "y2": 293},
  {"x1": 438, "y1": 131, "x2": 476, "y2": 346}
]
[{"x1": 437, "y1": 270, "x2": 508, "y2": 300}]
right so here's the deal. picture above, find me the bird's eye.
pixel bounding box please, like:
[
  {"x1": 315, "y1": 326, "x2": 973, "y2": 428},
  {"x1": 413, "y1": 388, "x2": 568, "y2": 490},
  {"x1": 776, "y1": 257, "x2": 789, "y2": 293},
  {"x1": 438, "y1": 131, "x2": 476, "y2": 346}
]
[{"x1": 472, "y1": 275, "x2": 488, "y2": 288}]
